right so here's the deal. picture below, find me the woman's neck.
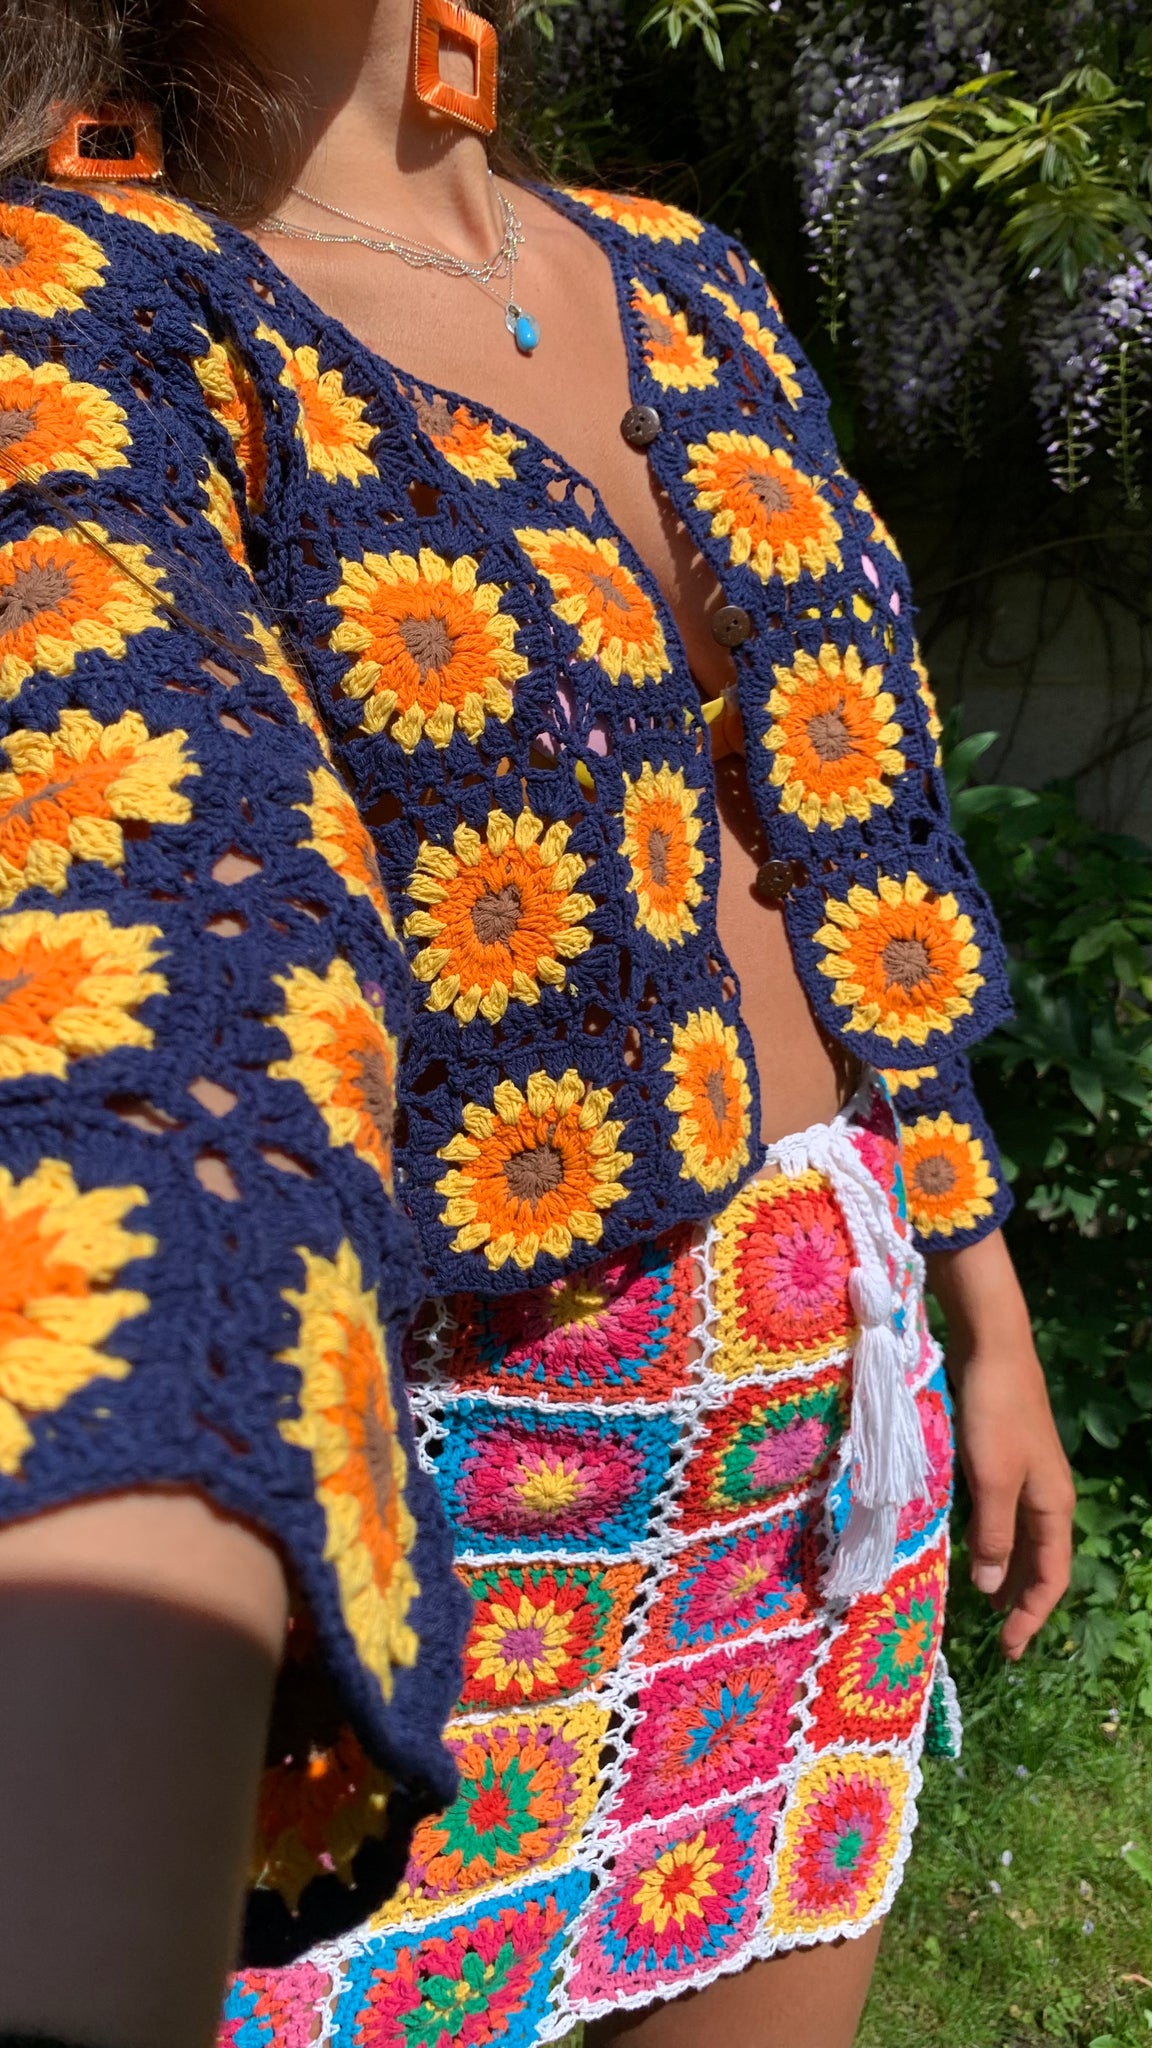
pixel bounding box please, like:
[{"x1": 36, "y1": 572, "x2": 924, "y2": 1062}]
[{"x1": 205, "y1": 0, "x2": 501, "y2": 256}]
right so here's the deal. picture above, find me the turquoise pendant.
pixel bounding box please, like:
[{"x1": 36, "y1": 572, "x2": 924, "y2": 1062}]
[{"x1": 506, "y1": 303, "x2": 540, "y2": 354}]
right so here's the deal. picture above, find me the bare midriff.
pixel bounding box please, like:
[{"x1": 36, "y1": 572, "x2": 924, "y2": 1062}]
[{"x1": 258, "y1": 185, "x2": 852, "y2": 1149}]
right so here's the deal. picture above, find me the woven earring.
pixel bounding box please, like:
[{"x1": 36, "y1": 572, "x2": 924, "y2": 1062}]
[
  {"x1": 413, "y1": 0, "x2": 498, "y2": 138},
  {"x1": 46, "y1": 102, "x2": 163, "y2": 182}
]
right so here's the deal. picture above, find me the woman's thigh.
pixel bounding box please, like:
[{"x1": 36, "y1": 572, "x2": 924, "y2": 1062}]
[{"x1": 586, "y1": 1920, "x2": 884, "y2": 2048}]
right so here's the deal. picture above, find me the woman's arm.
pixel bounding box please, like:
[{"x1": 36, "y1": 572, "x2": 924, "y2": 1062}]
[{"x1": 928, "y1": 1228, "x2": 1076, "y2": 1660}]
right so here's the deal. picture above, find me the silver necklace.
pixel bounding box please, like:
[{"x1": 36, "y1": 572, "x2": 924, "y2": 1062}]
[{"x1": 264, "y1": 174, "x2": 540, "y2": 355}]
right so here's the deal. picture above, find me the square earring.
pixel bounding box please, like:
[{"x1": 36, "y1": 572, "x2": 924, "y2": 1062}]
[
  {"x1": 413, "y1": 0, "x2": 498, "y2": 138},
  {"x1": 47, "y1": 102, "x2": 164, "y2": 182}
]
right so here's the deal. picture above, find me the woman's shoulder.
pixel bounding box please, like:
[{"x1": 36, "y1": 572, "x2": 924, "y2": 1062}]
[{"x1": 547, "y1": 183, "x2": 774, "y2": 290}]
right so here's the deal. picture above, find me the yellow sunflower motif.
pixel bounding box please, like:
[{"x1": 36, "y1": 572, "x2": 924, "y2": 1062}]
[
  {"x1": 815, "y1": 873, "x2": 984, "y2": 1046},
  {"x1": 327, "y1": 547, "x2": 527, "y2": 751},
  {"x1": 515, "y1": 526, "x2": 670, "y2": 687},
  {"x1": 201, "y1": 461, "x2": 246, "y2": 567},
  {"x1": 295, "y1": 765, "x2": 396, "y2": 940},
  {"x1": 903, "y1": 1110, "x2": 997, "y2": 1239},
  {"x1": 0, "y1": 906, "x2": 166, "y2": 1080},
  {"x1": 405, "y1": 806, "x2": 594, "y2": 1023},
  {"x1": 279, "y1": 1241, "x2": 419, "y2": 1702},
  {"x1": 0, "y1": 354, "x2": 129, "y2": 488},
  {"x1": 436, "y1": 1069, "x2": 632, "y2": 1272},
  {"x1": 0, "y1": 1157, "x2": 153, "y2": 1476},
  {"x1": 79, "y1": 184, "x2": 219, "y2": 252},
  {"x1": 268, "y1": 957, "x2": 398, "y2": 1192},
  {"x1": 0, "y1": 522, "x2": 169, "y2": 701},
  {"x1": 0, "y1": 707, "x2": 197, "y2": 912},
  {"x1": 256, "y1": 324, "x2": 378, "y2": 487},
  {"x1": 911, "y1": 641, "x2": 944, "y2": 767},
  {"x1": 0, "y1": 201, "x2": 107, "y2": 318},
  {"x1": 700, "y1": 283, "x2": 802, "y2": 406},
  {"x1": 878, "y1": 1065, "x2": 938, "y2": 1095},
  {"x1": 686, "y1": 432, "x2": 843, "y2": 586},
  {"x1": 192, "y1": 334, "x2": 266, "y2": 510},
  {"x1": 764, "y1": 641, "x2": 906, "y2": 829},
  {"x1": 244, "y1": 612, "x2": 333, "y2": 761},
  {"x1": 631, "y1": 282, "x2": 718, "y2": 392},
  {"x1": 664, "y1": 1008, "x2": 752, "y2": 1193},
  {"x1": 412, "y1": 389, "x2": 524, "y2": 486},
  {"x1": 565, "y1": 188, "x2": 703, "y2": 245},
  {"x1": 620, "y1": 762, "x2": 705, "y2": 945}
]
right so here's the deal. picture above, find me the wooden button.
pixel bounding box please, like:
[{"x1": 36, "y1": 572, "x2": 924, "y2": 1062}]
[
  {"x1": 711, "y1": 604, "x2": 753, "y2": 648},
  {"x1": 620, "y1": 403, "x2": 662, "y2": 449},
  {"x1": 754, "y1": 858, "x2": 809, "y2": 903}
]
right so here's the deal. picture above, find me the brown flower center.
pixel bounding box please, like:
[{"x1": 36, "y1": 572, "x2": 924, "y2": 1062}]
[
  {"x1": 646, "y1": 826, "x2": 671, "y2": 889},
  {"x1": 643, "y1": 311, "x2": 677, "y2": 350},
  {"x1": 0, "y1": 235, "x2": 26, "y2": 270},
  {"x1": 353, "y1": 1045, "x2": 394, "y2": 1145},
  {"x1": 470, "y1": 882, "x2": 522, "y2": 948},
  {"x1": 747, "y1": 471, "x2": 793, "y2": 517},
  {"x1": 704, "y1": 1064, "x2": 730, "y2": 1130},
  {"x1": 0, "y1": 561, "x2": 75, "y2": 638},
  {"x1": 882, "y1": 936, "x2": 932, "y2": 990},
  {"x1": 0, "y1": 404, "x2": 37, "y2": 450},
  {"x1": 0, "y1": 969, "x2": 33, "y2": 1004},
  {"x1": 397, "y1": 612, "x2": 453, "y2": 678},
  {"x1": 586, "y1": 569, "x2": 629, "y2": 612},
  {"x1": 413, "y1": 392, "x2": 457, "y2": 440},
  {"x1": 806, "y1": 705, "x2": 853, "y2": 763},
  {"x1": 913, "y1": 1154, "x2": 957, "y2": 1197},
  {"x1": 504, "y1": 1140, "x2": 564, "y2": 1208},
  {"x1": 360, "y1": 1394, "x2": 394, "y2": 1517}
]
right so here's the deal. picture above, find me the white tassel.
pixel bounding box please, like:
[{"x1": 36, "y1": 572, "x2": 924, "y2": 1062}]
[{"x1": 824, "y1": 1500, "x2": 897, "y2": 1603}]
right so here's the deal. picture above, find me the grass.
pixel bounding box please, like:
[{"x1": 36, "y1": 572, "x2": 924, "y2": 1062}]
[{"x1": 858, "y1": 1577, "x2": 1152, "y2": 2048}]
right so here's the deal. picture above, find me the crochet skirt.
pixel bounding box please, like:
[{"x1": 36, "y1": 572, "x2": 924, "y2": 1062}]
[{"x1": 222, "y1": 1072, "x2": 961, "y2": 2044}]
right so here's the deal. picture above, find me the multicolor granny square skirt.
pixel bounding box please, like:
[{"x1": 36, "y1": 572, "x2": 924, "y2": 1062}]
[{"x1": 221, "y1": 1074, "x2": 961, "y2": 2045}]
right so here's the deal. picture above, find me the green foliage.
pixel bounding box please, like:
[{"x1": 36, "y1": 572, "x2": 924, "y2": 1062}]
[
  {"x1": 867, "y1": 63, "x2": 1152, "y2": 298},
  {"x1": 636, "y1": 0, "x2": 766, "y2": 70},
  {"x1": 948, "y1": 727, "x2": 1152, "y2": 1480}
]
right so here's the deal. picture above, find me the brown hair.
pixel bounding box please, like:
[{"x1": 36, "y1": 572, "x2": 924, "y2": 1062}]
[{"x1": 0, "y1": 0, "x2": 532, "y2": 225}]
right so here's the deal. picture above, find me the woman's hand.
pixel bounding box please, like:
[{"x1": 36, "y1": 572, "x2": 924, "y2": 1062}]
[{"x1": 926, "y1": 1229, "x2": 1076, "y2": 1661}]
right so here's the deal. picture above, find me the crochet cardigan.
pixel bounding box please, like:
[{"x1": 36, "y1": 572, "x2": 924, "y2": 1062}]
[{"x1": 0, "y1": 177, "x2": 1010, "y2": 1924}]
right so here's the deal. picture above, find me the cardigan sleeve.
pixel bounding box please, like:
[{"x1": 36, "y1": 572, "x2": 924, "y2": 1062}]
[{"x1": 0, "y1": 182, "x2": 468, "y2": 1943}]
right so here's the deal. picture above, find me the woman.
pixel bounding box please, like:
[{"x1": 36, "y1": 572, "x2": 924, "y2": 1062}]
[{"x1": 0, "y1": 3, "x2": 1074, "y2": 2044}]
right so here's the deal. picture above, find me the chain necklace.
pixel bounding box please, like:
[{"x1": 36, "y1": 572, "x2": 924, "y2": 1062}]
[{"x1": 263, "y1": 174, "x2": 540, "y2": 355}]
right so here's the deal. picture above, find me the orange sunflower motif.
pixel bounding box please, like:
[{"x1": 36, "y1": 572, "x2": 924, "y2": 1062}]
[
  {"x1": 0, "y1": 522, "x2": 169, "y2": 701},
  {"x1": 815, "y1": 873, "x2": 984, "y2": 1046},
  {"x1": 244, "y1": 612, "x2": 333, "y2": 761},
  {"x1": 565, "y1": 188, "x2": 703, "y2": 245},
  {"x1": 0, "y1": 1156, "x2": 153, "y2": 1476},
  {"x1": 0, "y1": 201, "x2": 107, "y2": 317},
  {"x1": 405, "y1": 806, "x2": 595, "y2": 1023},
  {"x1": 701, "y1": 283, "x2": 802, "y2": 406},
  {"x1": 78, "y1": 184, "x2": 219, "y2": 251},
  {"x1": 0, "y1": 706, "x2": 198, "y2": 911},
  {"x1": 619, "y1": 762, "x2": 705, "y2": 945},
  {"x1": 295, "y1": 765, "x2": 396, "y2": 939},
  {"x1": 515, "y1": 527, "x2": 670, "y2": 686},
  {"x1": 328, "y1": 547, "x2": 527, "y2": 751},
  {"x1": 664, "y1": 1008, "x2": 752, "y2": 1193},
  {"x1": 436, "y1": 1069, "x2": 633, "y2": 1272},
  {"x1": 911, "y1": 641, "x2": 944, "y2": 767},
  {"x1": 268, "y1": 957, "x2": 398, "y2": 1192},
  {"x1": 902, "y1": 1111, "x2": 997, "y2": 1239},
  {"x1": 254, "y1": 1717, "x2": 392, "y2": 1909},
  {"x1": 0, "y1": 907, "x2": 166, "y2": 1080},
  {"x1": 686, "y1": 432, "x2": 843, "y2": 586},
  {"x1": 256, "y1": 324, "x2": 378, "y2": 487},
  {"x1": 764, "y1": 641, "x2": 905, "y2": 829},
  {"x1": 631, "y1": 282, "x2": 718, "y2": 392},
  {"x1": 201, "y1": 461, "x2": 246, "y2": 567},
  {"x1": 192, "y1": 334, "x2": 267, "y2": 510},
  {"x1": 0, "y1": 354, "x2": 129, "y2": 487},
  {"x1": 412, "y1": 389, "x2": 524, "y2": 486},
  {"x1": 279, "y1": 1241, "x2": 419, "y2": 1702}
]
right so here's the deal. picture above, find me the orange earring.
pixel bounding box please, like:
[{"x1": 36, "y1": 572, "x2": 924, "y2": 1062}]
[
  {"x1": 46, "y1": 102, "x2": 163, "y2": 183},
  {"x1": 413, "y1": 0, "x2": 498, "y2": 138}
]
